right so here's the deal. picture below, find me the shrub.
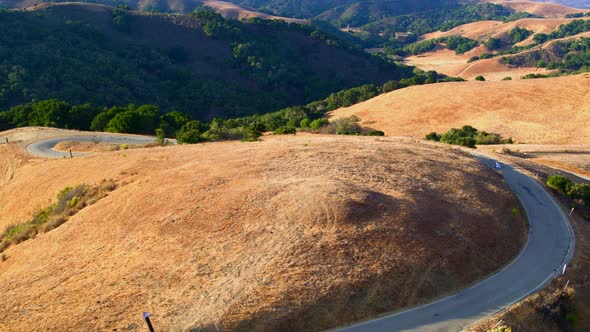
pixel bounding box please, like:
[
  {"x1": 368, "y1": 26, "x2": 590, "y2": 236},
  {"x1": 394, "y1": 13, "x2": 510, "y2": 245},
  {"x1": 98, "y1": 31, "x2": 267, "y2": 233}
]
[
  {"x1": 547, "y1": 175, "x2": 572, "y2": 194},
  {"x1": 475, "y1": 131, "x2": 501, "y2": 144},
  {"x1": 485, "y1": 37, "x2": 502, "y2": 50},
  {"x1": 475, "y1": 75, "x2": 486, "y2": 81},
  {"x1": 332, "y1": 116, "x2": 361, "y2": 135},
  {"x1": 456, "y1": 137, "x2": 476, "y2": 148},
  {"x1": 365, "y1": 130, "x2": 385, "y2": 136},
  {"x1": 569, "y1": 183, "x2": 590, "y2": 205},
  {"x1": 0, "y1": 181, "x2": 117, "y2": 253},
  {"x1": 502, "y1": 76, "x2": 512, "y2": 80},
  {"x1": 273, "y1": 126, "x2": 296, "y2": 135},
  {"x1": 425, "y1": 131, "x2": 441, "y2": 141},
  {"x1": 310, "y1": 118, "x2": 329, "y2": 130},
  {"x1": 487, "y1": 326, "x2": 512, "y2": 332},
  {"x1": 434, "y1": 125, "x2": 508, "y2": 148},
  {"x1": 155, "y1": 128, "x2": 165, "y2": 144},
  {"x1": 467, "y1": 56, "x2": 480, "y2": 63},
  {"x1": 522, "y1": 73, "x2": 548, "y2": 79},
  {"x1": 177, "y1": 120, "x2": 206, "y2": 144},
  {"x1": 299, "y1": 118, "x2": 311, "y2": 128},
  {"x1": 246, "y1": 122, "x2": 266, "y2": 141}
]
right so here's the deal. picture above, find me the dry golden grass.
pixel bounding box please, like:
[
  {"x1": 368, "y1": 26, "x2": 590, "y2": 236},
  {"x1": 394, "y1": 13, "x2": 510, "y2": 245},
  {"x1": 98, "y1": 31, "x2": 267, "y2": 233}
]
[
  {"x1": 422, "y1": 18, "x2": 586, "y2": 42},
  {"x1": 404, "y1": 48, "x2": 553, "y2": 81},
  {"x1": 478, "y1": 144, "x2": 590, "y2": 177},
  {"x1": 409, "y1": 17, "x2": 590, "y2": 80},
  {"x1": 330, "y1": 73, "x2": 590, "y2": 145},
  {"x1": 486, "y1": 0, "x2": 589, "y2": 18},
  {"x1": 0, "y1": 132, "x2": 525, "y2": 331},
  {"x1": 53, "y1": 140, "x2": 141, "y2": 153},
  {"x1": 203, "y1": 0, "x2": 308, "y2": 23}
]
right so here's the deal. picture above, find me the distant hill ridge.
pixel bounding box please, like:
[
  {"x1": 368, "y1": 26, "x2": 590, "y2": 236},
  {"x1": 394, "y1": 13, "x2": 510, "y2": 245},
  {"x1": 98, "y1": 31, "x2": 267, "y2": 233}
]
[{"x1": 0, "y1": 3, "x2": 413, "y2": 119}]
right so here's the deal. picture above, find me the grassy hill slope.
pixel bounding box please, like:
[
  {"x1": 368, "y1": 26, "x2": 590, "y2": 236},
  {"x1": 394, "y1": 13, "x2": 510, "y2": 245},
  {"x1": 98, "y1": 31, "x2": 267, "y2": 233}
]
[
  {"x1": 330, "y1": 73, "x2": 590, "y2": 144},
  {"x1": 0, "y1": 3, "x2": 411, "y2": 120},
  {"x1": 487, "y1": 0, "x2": 589, "y2": 18},
  {"x1": 0, "y1": 131, "x2": 526, "y2": 331}
]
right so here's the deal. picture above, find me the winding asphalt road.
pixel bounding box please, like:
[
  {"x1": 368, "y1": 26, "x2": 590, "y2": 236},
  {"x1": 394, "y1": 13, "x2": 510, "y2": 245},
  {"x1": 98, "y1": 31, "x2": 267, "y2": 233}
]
[
  {"x1": 333, "y1": 154, "x2": 574, "y2": 332},
  {"x1": 26, "y1": 135, "x2": 159, "y2": 158}
]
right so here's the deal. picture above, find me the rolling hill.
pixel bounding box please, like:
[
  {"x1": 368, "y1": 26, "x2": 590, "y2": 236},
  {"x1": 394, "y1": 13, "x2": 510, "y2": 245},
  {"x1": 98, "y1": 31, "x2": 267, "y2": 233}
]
[
  {"x1": 0, "y1": 3, "x2": 411, "y2": 120},
  {"x1": 330, "y1": 73, "x2": 590, "y2": 144},
  {"x1": 487, "y1": 0, "x2": 589, "y2": 17},
  {"x1": 531, "y1": 0, "x2": 590, "y2": 9},
  {"x1": 403, "y1": 16, "x2": 590, "y2": 80},
  {"x1": 0, "y1": 129, "x2": 526, "y2": 331}
]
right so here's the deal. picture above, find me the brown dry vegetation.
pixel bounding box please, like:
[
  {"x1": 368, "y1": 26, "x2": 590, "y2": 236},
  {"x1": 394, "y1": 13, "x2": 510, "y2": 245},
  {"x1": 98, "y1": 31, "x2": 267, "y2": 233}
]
[
  {"x1": 409, "y1": 17, "x2": 590, "y2": 80},
  {"x1": 0, "y1": 131, "x2": 526, "y2": 331},
  {"x1": 203, "y1": 0, "x2": 308, "y2": 24},
  {"x1": 53, "y1": 140, "x2": 141, "y2": 153},
  {"x1": 330, "y1": 73, "x2": 590, "y2": 144},
  {"x1": 422, "y1": 18, "x2": 586, "y2": 42},
  {"x1": 485, "y1": 0, "x2": 589, "y2": 18},
  {"x1": 404, "y1": 48, "x2": 552, "y2": 81}
]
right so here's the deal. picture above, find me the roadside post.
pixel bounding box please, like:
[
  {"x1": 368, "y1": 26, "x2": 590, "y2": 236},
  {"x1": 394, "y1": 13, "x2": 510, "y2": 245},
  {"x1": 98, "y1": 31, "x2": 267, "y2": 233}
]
[
  {"x1": 143, "y1": 312, "x2": 155, "y2": 332},
  {"x1": 69, "y1": 149, "x2": 73, "y2": 158}
]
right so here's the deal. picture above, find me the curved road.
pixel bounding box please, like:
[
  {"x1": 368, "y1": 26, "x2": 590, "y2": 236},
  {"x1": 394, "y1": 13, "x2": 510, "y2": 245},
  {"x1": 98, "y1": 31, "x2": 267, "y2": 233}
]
[
  {"x1": 333, "y1": 154, "x2": 574, "y2": 332},
  {"x1": 26, "y1": 135, "x2": 159, "y2": 158}
]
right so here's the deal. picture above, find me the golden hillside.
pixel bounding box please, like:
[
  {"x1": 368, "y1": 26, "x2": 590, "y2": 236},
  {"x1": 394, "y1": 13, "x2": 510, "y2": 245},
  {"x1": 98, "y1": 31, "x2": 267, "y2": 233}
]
[
  {"x1": 486, "y1": 0, "x2": 589, "y2": 18},
  {"x1": 408, "y1": 17, "x2": 590, "y2": 80},
  {"x1": 0, "y1": 133, "x2": 525, "y2": 331},
  {"x1": 330, "y1": 73, "x2": 590, "y2": 144}
]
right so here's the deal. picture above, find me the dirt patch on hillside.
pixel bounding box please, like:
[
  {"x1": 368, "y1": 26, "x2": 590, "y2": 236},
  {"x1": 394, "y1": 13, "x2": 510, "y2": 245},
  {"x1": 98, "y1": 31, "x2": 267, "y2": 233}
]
[
  {"x1": 330, "y1": 73, "x2": 590, "y2": 144},
  {"x1": 0, "y1": 133, "x2": 526, "y2": 331}
]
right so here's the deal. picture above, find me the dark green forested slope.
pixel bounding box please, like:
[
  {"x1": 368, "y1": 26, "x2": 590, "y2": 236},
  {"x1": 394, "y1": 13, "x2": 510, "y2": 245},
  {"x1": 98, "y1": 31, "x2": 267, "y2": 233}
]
[{"x1": 0, "y1": 3, "x2": 412, "y2": 120}]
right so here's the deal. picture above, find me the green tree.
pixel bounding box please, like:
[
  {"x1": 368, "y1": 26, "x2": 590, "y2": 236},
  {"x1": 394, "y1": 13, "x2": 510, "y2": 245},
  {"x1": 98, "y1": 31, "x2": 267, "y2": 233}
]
[
  {"x1": 177, "y1": 120, "x2": 205, "y2": 144},
  {"x1": 547, "y1": 175, "x2": 572, "y2": 194},
  {"x1": 160, "y1": 111, "x2": 192, "y2": 138},
  {"x1": 475, "y1": 75, "x2": 486, "y2": 81},
  {"x1": 155, "y1": 128, "x2": 166, "y2": 145},
  {"x1": 299, "y1": 118, "x2": 311, "y2": 128},
  {"x1": 28, "y1": 99, "x2": 71, "y2": 128},
  {"x1": 569, "y1": 183, "x2": 590, "y2": 205},
  {"x1": 310, "y1": 118, "x2": 329, "y2": 130},
  {"x1": 274, "y1": 126, "x2": 296, "y2": 135},
  {"x1": 247, "y1": 122, "x2": 266, "y2": 140},
  {"x1": 90, "y1": 106, "x2": 127, "y2": 132},
  {"x1": 105, "y1": 111, "x2": 141, "y2": 133},
  {"x1": 425, "y1": 132, "x2": 440, "y2": 141},
  {"x1": 533, "y1": 33, "x2": 549, "y2": 44},
  {"x1": 485, "y1": 37, "x2": 502, "y2": 50}
]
